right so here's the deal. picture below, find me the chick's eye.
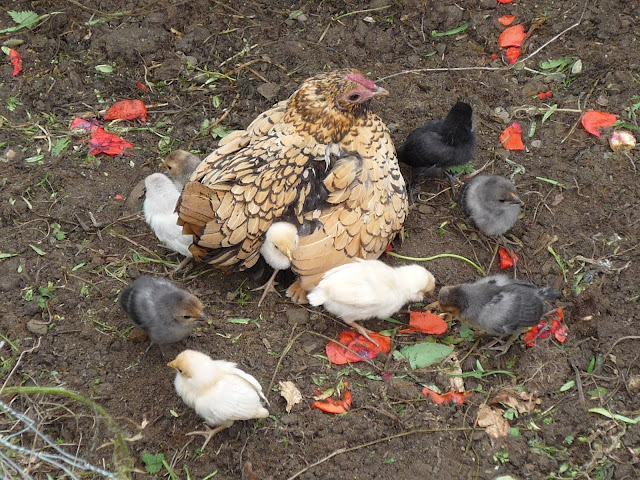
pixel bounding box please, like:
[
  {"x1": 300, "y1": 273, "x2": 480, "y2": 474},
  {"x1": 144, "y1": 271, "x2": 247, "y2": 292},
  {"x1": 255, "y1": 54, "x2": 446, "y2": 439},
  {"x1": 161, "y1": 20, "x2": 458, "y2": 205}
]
[
  {"x1": 347, "y1": 93, "x2": 361, "y2": 102},
  {"x1": 183, "y1": 315, "x2": 192, "y2": 320}
]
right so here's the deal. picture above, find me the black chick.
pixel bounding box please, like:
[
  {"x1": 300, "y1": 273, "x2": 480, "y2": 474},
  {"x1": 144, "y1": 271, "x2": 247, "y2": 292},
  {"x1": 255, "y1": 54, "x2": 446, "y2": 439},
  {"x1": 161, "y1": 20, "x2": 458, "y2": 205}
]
[
  {"x1": 119, "y1": 276, "x2": 206, "y2": 352},
  {"x1": 398, "y1": 102, "x2": 477, "y2": 177},
  {"x1": 438, "y1": 275, "x2": 560, "y2": 336},
  {"x1": 460, "y1": 175, "x2": 522, "y2": 237}
]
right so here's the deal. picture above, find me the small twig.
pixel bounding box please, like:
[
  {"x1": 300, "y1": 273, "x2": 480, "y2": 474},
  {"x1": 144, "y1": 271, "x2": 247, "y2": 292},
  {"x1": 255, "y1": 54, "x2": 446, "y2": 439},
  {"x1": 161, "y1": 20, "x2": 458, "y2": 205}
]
[
  {"x1": 604, "y1": 336, "x2": 640, "y2": 359},
  {"x1": 1, "y1": 338, "x2": 41, "y2": 392},
  {"x1": 387, "y1": 251, "x2": 486, "y2": 275}
]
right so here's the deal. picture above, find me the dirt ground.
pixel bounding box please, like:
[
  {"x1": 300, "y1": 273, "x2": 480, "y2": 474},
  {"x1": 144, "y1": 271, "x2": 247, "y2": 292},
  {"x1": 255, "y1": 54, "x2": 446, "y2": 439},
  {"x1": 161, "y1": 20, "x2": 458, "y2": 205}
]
[{"x1": 1, "y1": 0, "x2": 639, "y2": 479}]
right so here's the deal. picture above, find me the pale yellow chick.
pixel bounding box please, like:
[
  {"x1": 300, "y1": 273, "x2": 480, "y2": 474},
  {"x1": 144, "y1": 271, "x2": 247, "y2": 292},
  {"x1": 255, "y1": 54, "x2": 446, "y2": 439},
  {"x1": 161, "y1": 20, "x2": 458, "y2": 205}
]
[
  {"x1": 167, "y1": 350, "x2": 269, "y2": 450},
  {"x1": 255, "y1": 222, "x2": 299, "y2": 307}
]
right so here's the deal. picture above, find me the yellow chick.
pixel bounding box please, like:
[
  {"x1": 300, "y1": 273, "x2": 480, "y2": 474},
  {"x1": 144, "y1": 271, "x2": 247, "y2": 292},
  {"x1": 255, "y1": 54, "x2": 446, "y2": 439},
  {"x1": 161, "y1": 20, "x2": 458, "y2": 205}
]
[{"x1": 167, "y1": 350, "x2": 269, "y2": 449}]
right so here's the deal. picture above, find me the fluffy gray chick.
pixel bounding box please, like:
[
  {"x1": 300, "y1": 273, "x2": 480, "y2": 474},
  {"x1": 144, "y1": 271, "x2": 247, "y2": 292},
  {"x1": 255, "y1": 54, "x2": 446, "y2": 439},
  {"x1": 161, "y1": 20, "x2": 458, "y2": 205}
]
[
  {"x1": 119, "y1": 276, "x2": 206, "y2": 347},
  {"x1": 438, "y1": 275, "x2": 560, "y2": 335},
  {"x1": 460, "y1": 175, "x2": 522, "y2": 236}
]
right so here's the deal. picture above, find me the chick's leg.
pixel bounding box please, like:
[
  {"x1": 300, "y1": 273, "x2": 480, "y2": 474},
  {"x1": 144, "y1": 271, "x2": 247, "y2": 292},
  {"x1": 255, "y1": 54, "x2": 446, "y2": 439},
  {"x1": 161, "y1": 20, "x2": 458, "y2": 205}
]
[
  {"x1": 253, "y1": 269, "x2": 280, "y2": 307},
  {"x1": 350, "y1": 321, "x2": 379, "y2": 347},
  {"x1": 186, "y1": 421, "x2": 233, "y2": 450}
]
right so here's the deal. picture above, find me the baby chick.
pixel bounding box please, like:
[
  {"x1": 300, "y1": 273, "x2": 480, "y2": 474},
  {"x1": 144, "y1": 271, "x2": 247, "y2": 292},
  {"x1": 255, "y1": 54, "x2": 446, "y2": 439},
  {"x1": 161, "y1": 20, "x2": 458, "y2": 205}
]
[
  {"x1": 307, "y1": 259, "x2": 436, "y2": 343},
  {"x1": 255, "y1": 222, "x2": 299, "y2": 307},
  {"x1": 119, "y1": 276, "x2": 205, "y2": 353},
  {"x1": 460, "y1": 175, "x2": 522, "y2": 237},
  {"x1": 162, "y1": 150, "x2": 201, "y2": 191},
  {"x1": 438, "y1": 275, "x2": 560, "y2": 352},
  {"x1": 398, "y1": 102, "x2": 477, "y2": 177},
  {"x1": 144, "y1": 173, "x2": 193, "y2": 269},
  {"x1": 167, "y1": 350, "x2": 270, "y2": 450}
]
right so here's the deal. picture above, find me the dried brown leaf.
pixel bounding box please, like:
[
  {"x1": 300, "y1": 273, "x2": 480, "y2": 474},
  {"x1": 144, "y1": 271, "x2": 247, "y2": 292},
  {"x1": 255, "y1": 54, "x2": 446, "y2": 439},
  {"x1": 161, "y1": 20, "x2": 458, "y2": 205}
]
[
  {"x1": 279, "y1": 380, "x2": 303, "y2": 413},
  {"x1": 477, "y1": 405, "x2": 510, "y2": 445}
]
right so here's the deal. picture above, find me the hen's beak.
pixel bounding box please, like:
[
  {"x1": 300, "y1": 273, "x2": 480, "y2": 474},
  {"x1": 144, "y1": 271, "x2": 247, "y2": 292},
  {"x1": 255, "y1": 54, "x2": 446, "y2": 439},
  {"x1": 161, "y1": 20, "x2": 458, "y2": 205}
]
[{"x1": 372, "y1": 86, "x2": 389, "y2": 97}]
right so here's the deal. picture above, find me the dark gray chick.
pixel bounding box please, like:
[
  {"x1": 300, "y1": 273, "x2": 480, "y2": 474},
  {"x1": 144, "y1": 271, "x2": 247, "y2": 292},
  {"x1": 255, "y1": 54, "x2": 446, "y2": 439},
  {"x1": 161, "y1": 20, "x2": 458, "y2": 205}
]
[
  {"x1": 398, "y1": 102, "x2": 477, "y2": 177},
  {"x1": 119, "y1": 276, "x2": 206, "y2": 351},
  {"x1": 162, "y1": 150, "x2": 201, "y2": 191},
  {"x1": 460, "y1": 175, "x2": 522, "y2": 237},
  {"x1": 438, "y1": 275, "x2": 560, "y2": 336}
]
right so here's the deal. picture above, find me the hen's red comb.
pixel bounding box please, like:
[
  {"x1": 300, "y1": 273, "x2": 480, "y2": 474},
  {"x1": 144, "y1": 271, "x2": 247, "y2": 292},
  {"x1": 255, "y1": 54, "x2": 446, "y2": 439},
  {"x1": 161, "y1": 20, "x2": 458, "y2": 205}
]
[{"x1": 346, "y1": 72, "x2": 377, "y2": 91}]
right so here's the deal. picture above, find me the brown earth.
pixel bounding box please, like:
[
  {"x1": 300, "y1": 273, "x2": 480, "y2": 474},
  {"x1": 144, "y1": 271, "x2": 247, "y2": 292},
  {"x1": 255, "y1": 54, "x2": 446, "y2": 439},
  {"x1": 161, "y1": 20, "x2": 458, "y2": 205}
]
[{"x1": 1, "y1": 1, "x2": 639, "y2": 479}]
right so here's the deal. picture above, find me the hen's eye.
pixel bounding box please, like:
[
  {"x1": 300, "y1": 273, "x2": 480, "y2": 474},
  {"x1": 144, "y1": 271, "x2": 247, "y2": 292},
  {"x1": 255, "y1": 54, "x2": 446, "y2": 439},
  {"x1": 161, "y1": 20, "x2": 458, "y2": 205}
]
[{"x1": 347, "y1": 93, "x2": 361, "y2": 102}]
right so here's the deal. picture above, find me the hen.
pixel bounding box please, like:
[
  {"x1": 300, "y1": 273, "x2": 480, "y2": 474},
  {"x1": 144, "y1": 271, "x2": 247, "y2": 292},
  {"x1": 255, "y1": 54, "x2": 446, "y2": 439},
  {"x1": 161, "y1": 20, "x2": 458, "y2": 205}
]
[
  {"x1": 398, "y1": 102, "x2": 476, "y2": 177},
  {"x1": 119, "y1": 276, "x2": 205, "y2": 354},
  {"x1": 307, "y1": 259, "x2": 436, "y2": 342},
  {"x1": 176, "y1": 69, "x2": 408, "y2": 303},
  {"x1": 162, "y1": 150, "x2": 201, "y2": 190},
  {"x1": 460, "y1": 175, "x2": 521, "y2": 237},
  {"x1": 438, "y1": 275, "x2": 560, "y2": 353},
  {"x1": 168, "y1": 350, "x2": 270, "y2": 450}
]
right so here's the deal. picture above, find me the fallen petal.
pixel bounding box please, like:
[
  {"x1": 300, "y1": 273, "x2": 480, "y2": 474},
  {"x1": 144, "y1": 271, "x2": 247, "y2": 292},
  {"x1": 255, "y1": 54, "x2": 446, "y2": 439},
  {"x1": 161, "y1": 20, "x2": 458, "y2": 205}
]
[
  {"x1": 9, "y1": 49, "x2": 22, "y2": 76},
  {"x1": 581, "y1": 110, "x2": 617, "y2": 137},
  {"x1": 538, "y1": 91, "x2": 553, "y2": 100},
  {"x1": 498, "y1": 15, "x2": 515, "y2": 26},
  {"x1": 402, "y1": 311, "x2": 448, "y2": 334},
  {"x1": 498, "y1": 24, "x2": 526, "y2": 48},
  {"x1": 104, "y1": 99, "x2": 148, "y2": 122},
  {"x1": 498, "y1": 247, "x2": 519, "y2": 269},
  {"x1": 500, "y1": 122, "x2": 525, "y2": 150},
  {"x1": 311, "y1": 389, "x2": 352, "y2": 414},
  {"x1": 88, "y1": 128, "x2": 134, "y2": 156},
  {"x1": 505, "y1": 47, "x2": 522, "y2": 65}
]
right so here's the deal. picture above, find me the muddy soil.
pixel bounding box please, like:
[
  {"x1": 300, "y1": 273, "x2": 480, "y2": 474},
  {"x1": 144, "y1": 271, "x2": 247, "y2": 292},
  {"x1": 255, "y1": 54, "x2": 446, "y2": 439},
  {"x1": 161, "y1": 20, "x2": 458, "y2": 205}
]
[{"x1": 1, "y1": 1, "x2": 639, "y2": 479}]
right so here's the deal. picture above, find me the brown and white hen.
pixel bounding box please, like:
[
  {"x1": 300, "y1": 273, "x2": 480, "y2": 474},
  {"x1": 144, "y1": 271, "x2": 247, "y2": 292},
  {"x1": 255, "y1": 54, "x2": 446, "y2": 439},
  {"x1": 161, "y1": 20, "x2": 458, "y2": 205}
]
[{"x1": 176, "y1": 69, "x2": 408, "y2": 303}]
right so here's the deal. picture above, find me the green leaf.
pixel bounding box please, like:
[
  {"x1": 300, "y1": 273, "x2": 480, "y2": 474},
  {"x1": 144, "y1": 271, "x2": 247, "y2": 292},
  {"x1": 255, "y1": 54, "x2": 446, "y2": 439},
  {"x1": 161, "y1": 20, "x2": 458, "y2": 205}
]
[
  {"x1": 227, "y1": 318, "x2": 252, "y2": 324},
  {"x1": 141, "y1": 453, "x2": 165, "y2": 475},
  {"x1": 71, "y1": 263, "x2": 86, "y2": 272},
  {"x1": 589, "y1": 407, "x2": 640, "y2": 424},
  {"x1": 52, "y1": 137, "x2": 70, "y2": 157},
  {"x1": 400, "y1": 342, "x2": 454, "y2": 369},
  {"x1": 539, "y1": 57, "x2": 577, "y2": 72},
  {"x1": 586, "y1": 356, "x2": 595, "y2": 374},
  {"x1": 29, "y1": 244, "x2": 47, "y2": 256},
  {"x1": 559, "y1": 380, "x2": 575, "y2": 392},
  {"x1": 587, "y1": 387, "x2": 607, "y2": 398},
  {"x1": 384, "y1": 317, "x2": 403, "y2": 325},
  {"x1": 9, "y1": 10, "x2": 40, "y2": 27},
  {"x1": 0, "y1": 253, "x2": 19, "y2": 259},
  {"x1": 95, "y1": 64, "x2": 114, "y2": 74},
  {"x1": 431, "y1": 22, "x2": 470, "y2": 37},
  {"x1": 541, "y1": 104, "x2": 558, "y2": 124}
]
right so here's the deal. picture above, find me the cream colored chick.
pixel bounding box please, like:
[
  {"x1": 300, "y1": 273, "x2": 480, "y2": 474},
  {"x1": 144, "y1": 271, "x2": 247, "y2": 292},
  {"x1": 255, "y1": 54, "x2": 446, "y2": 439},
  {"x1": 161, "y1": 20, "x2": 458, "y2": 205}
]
[
  {"x1": 162, "y1": 150, "x2": 201, "y2": 191},
  {"x1": 168, "y1": 350, "x2": 270, "y2": 450},
  {"x1": 307, "y1": 259, "x2": 436, "y2": 342},
  {"x1": 144, "y1": 173, "x2": 193, "y2": 270},
  {"x1": 255, "y1": 222, "x2": 299, "y2": 307}
]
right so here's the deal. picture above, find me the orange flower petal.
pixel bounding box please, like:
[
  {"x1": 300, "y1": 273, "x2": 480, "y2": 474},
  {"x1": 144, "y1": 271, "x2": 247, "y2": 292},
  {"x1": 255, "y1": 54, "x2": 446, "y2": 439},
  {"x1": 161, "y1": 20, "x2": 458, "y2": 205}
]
[
  {"x1": 505, "y1": 47, "x2": 522, "y2": 64},
  {"x1": 104, "y1": 99, "x2": 148, "y2": 122},
  {"x1": 326, "y1": 331, "x2": 391, "y2": 365},
  {"x1": 423, "y1": 387, "x2": 471, "y2": 404},
  {"x1": 403, "y1": 311, "x2": 448, "y2": 334},
  {"x1": 311, "y1": 389, "x2": 352, "y2": 414},
  {"x1": 498, "y1": 247, "x2": 519, "y2": 269},
  {"x1": 500, "y1": 122, "x2": 525, "y2": 150},
  {"x1": 498, "y1": 24, "x2": 526, "y2": 47},
  {"x1": 538, "y1": 90, "x2": 553, "y2": 100},
  {"x1": 581, "y1": 110, "x2": 617, "y2": 137},
  {"x1": 498, "y1": 15, "x2": 515, "y2": 26}
]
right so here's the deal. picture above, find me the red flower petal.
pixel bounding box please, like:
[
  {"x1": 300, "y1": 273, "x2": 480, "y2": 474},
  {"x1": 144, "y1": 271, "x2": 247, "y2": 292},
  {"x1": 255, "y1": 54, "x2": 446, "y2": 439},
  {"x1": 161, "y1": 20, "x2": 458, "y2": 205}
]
[
  {"x1": 500, "y1": 122, "x2": 525, "y2": 150},
  {"x1": 136, "y1": 82, "x2": 148, "y2": 91},
  {"x1": 104, "y1": 99, "x2": 148, "y2": 122},
  {"x1": 505, "y1": 47, "x2": 522, "y2": 65},
  {"x1": 498, "y1": 25, "x2": 526, "y2": 48},
  {"x1": 8, "y1": 49, "x2": 22, "y2": 76},
  {"x1": 524, "y1": 308, "x2": 565, "y2": 347},
  {"x1": 581, "y1": 111, "x2": 617, "y2": 137},
  {"x1": 498, "y1": 247, "x2": 519, "y2": 269},
  {"x1": 497, "y1": 0, "x2": 514, "y2": 3},
  {"x1": 498, "y1": 15, "x2": 516, "y2": 26},
  {"x1": 88, "y1": 128, "x2": 133, "y2": 156},
  {"x1": 400, "y1": 311, "x2": 448, "y2": 335},
  {"x1": 312, "y1": 389, "x2": 352, "y2": 414},
  {"x1": 326, "y1": 331, "x2": 391, "y2": 365},
  {"x1": 538, "y1": 91, "x2": 553, "y2": 100},
  {"x1": 422, "y1": 387, "x2": 471, "y2": 404}
]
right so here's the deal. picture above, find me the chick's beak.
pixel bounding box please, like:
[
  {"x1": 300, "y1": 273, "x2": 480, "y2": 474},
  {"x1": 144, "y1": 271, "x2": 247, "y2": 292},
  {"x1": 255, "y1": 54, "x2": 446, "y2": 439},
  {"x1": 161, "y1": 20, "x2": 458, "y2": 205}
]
[
  {"x1": 198, "y1": 311, "x2": 207, "y2": 321},
  {"x1": 510, "y1": 193, "x2": 523, "y2": 204},
  {"x1": 167, "y1": 360, "x2": 176, "y2": 369},
  {"x1": 284, "y1": 247, "x2": 294, "y2": 262}
]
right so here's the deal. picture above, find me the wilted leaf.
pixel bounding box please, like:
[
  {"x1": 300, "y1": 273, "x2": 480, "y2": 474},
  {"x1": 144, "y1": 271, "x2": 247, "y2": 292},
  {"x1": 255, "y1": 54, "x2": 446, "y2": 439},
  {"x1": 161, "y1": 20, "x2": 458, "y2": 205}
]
[
  {"x1": 447, "y1": 355, "x2": 465, "y2": 392},
  {"x1": 581, "y1": 110, "x2": 617, "y2": 137},
  {"x1": 589, "y1": 408, "x2": 640, "y2": 425},
  {"x1": 477, "y1": 405, "x2": 510, "y2": 445},
  {"x1": 279, "y1": 381, "x2": 303, "y2": 413},
  {"x1": 400, "y1": 342, "x2": 454, "y2": 369},
  {"x1": 491, "y1": 391, "x2": 540, "y2": 414}
]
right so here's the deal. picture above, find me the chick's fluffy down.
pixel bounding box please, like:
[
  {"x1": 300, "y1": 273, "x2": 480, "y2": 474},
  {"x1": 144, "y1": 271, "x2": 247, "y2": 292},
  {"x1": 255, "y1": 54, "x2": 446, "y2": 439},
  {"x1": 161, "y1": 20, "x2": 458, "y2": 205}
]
[
  {"x1": 170, "y1": 350, "x2": 269, "y2": 427},
  {"x1": 308, "y1": 259, "x2": 435, "y2": 323}
]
